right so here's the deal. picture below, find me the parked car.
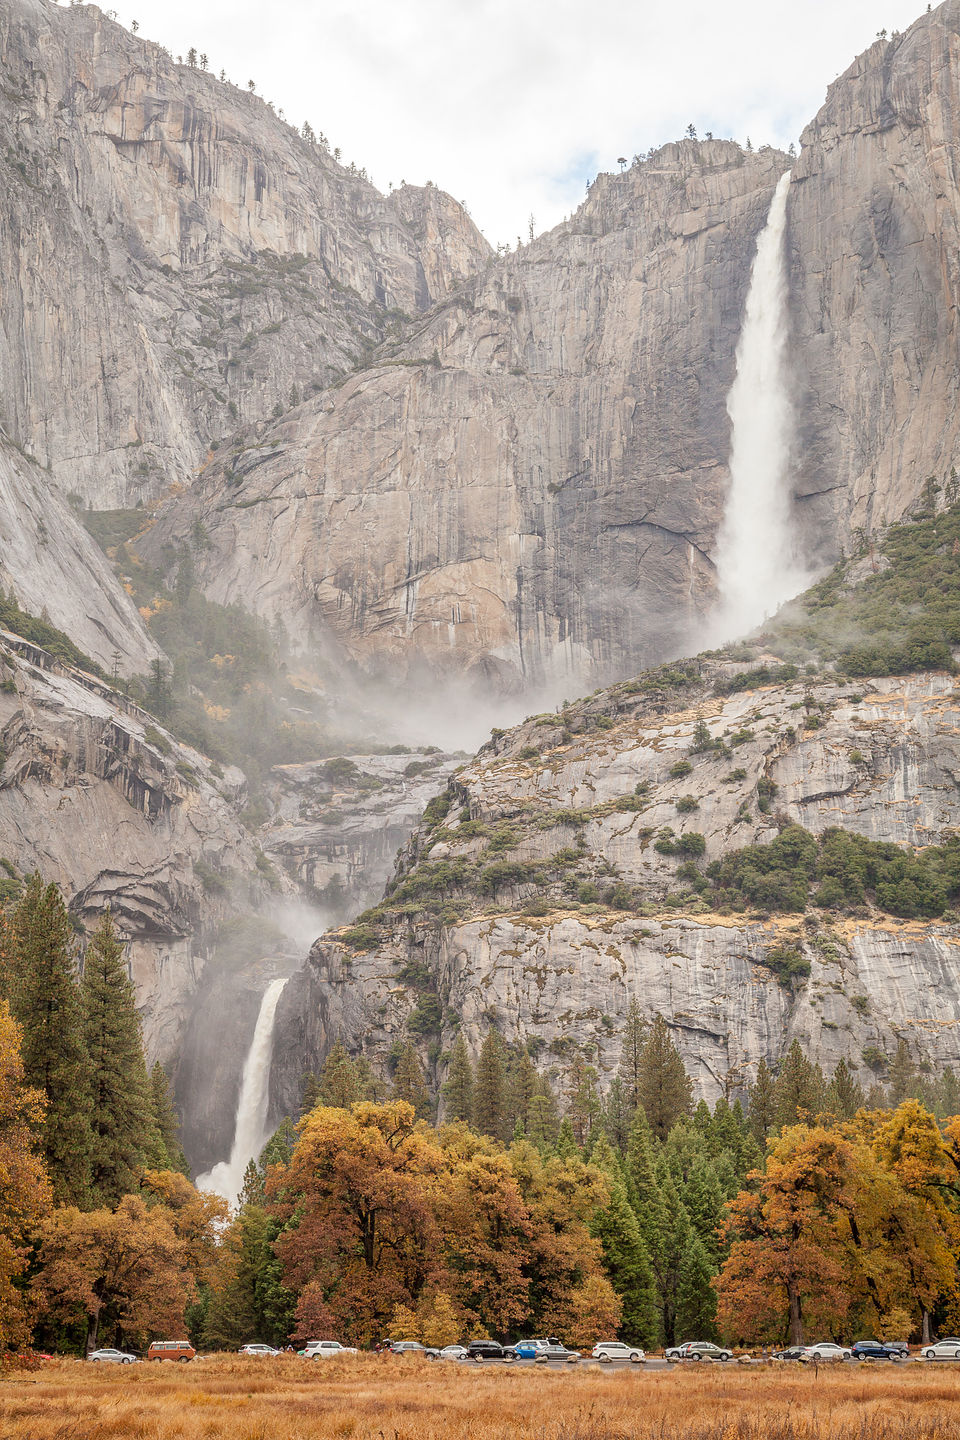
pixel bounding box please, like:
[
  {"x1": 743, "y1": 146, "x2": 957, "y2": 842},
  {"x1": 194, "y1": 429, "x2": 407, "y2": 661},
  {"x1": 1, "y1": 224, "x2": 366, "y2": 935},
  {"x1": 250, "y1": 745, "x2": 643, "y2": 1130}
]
[
  {"x1": 300, "y1": 1340, "x2": 357, "y2": 1359},
  {"x1": 513, "y1": 1339, "x2": 551, "y2": 1359},
  {"x1": 800, "y1": 1343, "x2": 850, "y2": 1362},
  {"x1": 389, "y1": 1341, "x2": 427, "y2": 1356},
  {"x1": 883, "y1": 1340, "x2": 910, "y2": 1357},
  {"x1": 464, "y1": 1340, "x2": 516, "y2": 1361},
  {"x1": 533, "y1": 1344, "x2": 580, "y2": 1363},
  {"x1": 89, "y1": 1348, "x2": 137, "y2": 1364},
  {"x1": 771, "y1": 1348, "x2": 807, "y2": 1361},
  {"x1": 665, "y1": 1341, "x2": 732, "y2": 1362},
  {"x1": 591, "y1": 1342, "x2": 645, "y2": 1363},
  {"x1": 426, "y1": 1344, "x2": 468, "y2": 1362},
  {"x1": 147, "y1": 1339, "x2": 195, "y2": 1363},
  {"x1": 238, "y1": 1343, "x2": 280, "y2": 1357},
  {"x1": 923, "y1": 1338, "x2": 960, "y2": 1360},
  {"x1": 850, "y1": 1340, "x2": 904, "y2": 1361}
]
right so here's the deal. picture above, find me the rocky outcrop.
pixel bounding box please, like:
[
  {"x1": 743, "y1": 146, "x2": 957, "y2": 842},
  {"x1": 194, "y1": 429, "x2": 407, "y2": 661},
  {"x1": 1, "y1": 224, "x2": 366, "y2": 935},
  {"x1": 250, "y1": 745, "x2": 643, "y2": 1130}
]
[
  {"x1": 0, "y1": 0, "x2": 489, "y2": 508},
  {"x1": 270, "y1": 667, "x2": 960, "y2": 1115},
  {"x1": 263, "y1": 750, "x2": 462, "y2": 921},
  {"x1": 0, "y1": 437, "x2": 158, "y2": 672}
]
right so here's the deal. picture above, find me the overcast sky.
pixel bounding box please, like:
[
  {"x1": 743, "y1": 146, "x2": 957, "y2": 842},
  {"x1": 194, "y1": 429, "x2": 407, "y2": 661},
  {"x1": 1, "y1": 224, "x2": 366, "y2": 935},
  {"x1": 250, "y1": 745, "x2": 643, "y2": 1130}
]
[{"x1": 100, "y1": 0, "x2": 930, "y2": 244}]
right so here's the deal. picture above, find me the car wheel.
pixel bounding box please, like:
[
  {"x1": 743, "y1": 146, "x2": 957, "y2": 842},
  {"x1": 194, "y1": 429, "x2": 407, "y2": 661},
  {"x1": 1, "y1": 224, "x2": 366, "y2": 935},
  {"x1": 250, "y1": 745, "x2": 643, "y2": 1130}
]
[
  {"x1": 694, "y1": 1354, "x2": 702, "y2": 1361},
  {"x1": 630, "y1": 1352, "x2": 642, "y2": 1364},
  {"x1": 720, "y1": 1353, "x2": 730, "y2": 1362},
  {"x1": 598, "y1": 1353, "x2": 611, "y2": 1363}
]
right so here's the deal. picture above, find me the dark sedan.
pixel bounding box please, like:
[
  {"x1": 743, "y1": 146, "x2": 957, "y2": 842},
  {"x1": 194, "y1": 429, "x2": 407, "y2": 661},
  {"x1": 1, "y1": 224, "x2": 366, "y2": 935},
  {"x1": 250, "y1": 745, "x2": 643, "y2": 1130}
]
[{"x1": 850, "y1": 1340, "x2": 904, "y2": 1361}]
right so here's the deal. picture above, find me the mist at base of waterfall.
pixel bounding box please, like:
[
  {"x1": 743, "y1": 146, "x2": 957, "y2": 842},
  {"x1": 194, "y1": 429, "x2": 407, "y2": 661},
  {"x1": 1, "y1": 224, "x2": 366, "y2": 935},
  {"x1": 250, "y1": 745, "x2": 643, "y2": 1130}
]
[{"x1": 704, "y1": 169, "x2": 814, "y2": 650}]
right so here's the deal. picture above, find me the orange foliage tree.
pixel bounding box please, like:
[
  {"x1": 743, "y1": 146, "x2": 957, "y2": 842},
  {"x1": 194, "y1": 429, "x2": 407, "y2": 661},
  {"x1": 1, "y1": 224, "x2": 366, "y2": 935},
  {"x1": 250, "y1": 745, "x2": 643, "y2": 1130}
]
[
  {"x1": 33, "y1": 1193, "x2": 191, "y2": 1354},
  {"x1": 0, "y1": 1000, "x2": 51, "y2": 1350},
  {"x1": 268, "y1": 1103, "x2": 616, "y2": 1346}
]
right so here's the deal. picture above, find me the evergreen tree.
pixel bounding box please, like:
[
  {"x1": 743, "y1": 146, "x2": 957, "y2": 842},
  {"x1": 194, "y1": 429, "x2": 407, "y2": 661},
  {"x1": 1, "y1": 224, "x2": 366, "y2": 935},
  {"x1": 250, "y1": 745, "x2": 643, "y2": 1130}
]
[
  {"x1": 441, "y1": 1034, "x2": 474, "y2": 1123},
  {"x1": 565, "y1": 1055, "x2": 601, "y2": 1144},
  {"x1": 774, "y1": 1040, "x2": 826, "y2": 1127},
  {"x1": 474, "y1": 1031, "x2": 507, "y2": 1140},
  {"x1": 299, "y1": 1070, "x2": 322, "y2": 1116},
  {"x1": 653, "y1": 1169, "x2": 691, "y2": 1345},
  {"x1": 526, "y1": 1075, "x2": 560, "y2": 1146},
  {"x1": 888, "y1": 1039, "x2": 918, "y2": 1105},
  {"x1": 824, "y1": 1058, "x2": 864, "y2": 1119},
  {"x1": 392, "y1": 1042, "x2": 430, "y2": 1118},
  {"x1": 8, "y1": 875, "x2": 91, "y2": 1204},
  {"x1": 82, "y1": 911, "x2": 155, "y2": 1205},
  {"x1": 681, "y1": 1162, "x2": 726, "y2": 1266},
  {"x1": 555, "y1": 1116, "x2": 581, "y2": 1159},
  {"x1": 747, "y1": 1057, "x2": 778, "y2": 1140},
  {"x1": 617, "y1": 999, "x2": 647, "y2": 1115},
  {"x1": 318, "y1": 1040, "x2": 359, "y2": 1108},
  {"x1": 589, "y1": 1136, "x2": 659, "y2": 1346},
  {"x1": 149, "y1": 1061, "x2": 188, "y2": 1174},
  {"x1": 675, "y1": 1233, "x2": 718, "y2": 1340},
  {"x1": 505, "y1": 1047, "x2": 537, "y2": 1134},
  {"x1": 637, "y1": 1015, "x2": 693, "y2": 1141},
  {"x1": 940, "y1": 1067, "x2": 960, "y2": 1117},
  {"x1": 603, "y1": 1075, "x2": 632, "y2": 1153},
  {"x1": 625, "y1": 1107, "x2": 666, "y2": 1293}
]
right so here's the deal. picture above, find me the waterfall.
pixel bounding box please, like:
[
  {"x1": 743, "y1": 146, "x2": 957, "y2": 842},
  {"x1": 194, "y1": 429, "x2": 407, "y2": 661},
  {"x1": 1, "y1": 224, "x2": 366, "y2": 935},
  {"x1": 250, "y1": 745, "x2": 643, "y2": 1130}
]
[
  {"x1": 709, "y1": 169, "x2": 811, "y2": 642},
  {"x1": 196, "y1": 977, "x2": 287, "y2": 1208}
]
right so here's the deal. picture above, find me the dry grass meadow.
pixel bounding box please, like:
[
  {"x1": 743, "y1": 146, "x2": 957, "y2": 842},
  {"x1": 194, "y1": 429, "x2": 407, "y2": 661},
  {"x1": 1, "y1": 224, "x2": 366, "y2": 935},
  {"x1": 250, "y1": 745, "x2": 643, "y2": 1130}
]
[{"x1": 3, "y1": 1355, "x2": 960, "y2": 1440}]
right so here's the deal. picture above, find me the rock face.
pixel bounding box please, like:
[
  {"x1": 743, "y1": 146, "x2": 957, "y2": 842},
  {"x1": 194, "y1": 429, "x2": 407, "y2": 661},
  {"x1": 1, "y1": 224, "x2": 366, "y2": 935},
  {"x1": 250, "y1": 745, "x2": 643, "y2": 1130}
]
[
  {"x1": 149, "y1": 1, "x2": 960, "y2": 695},
  {"x1": 0, "y1": 629, "x2": 274, "y2": 1062},
  {"x1": 270, "y1": 668, "x2": 960, "y2": 1117},
  {"x1": 0, "y1": 0, "x2": 489, "y2": 508}
]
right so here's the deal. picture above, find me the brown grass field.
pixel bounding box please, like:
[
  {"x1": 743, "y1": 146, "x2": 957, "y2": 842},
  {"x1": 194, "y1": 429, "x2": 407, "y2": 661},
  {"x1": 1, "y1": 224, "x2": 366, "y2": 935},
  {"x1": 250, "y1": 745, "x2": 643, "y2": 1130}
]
[{"x1": 4, "y1": 1355, "x2": 960, "y2": 1440}]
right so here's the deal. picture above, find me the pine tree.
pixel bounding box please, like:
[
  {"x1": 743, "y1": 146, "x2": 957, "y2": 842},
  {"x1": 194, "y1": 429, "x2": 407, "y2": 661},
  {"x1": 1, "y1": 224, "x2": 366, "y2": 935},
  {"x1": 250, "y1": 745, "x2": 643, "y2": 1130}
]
[
  {"x1": 526, "y1": 1075, "x2": 560, "y2": 1146},
  {"x1": 318, "y1": 1040, "x2": 359, "y2": 1108},
  {"x1": 505, "y1": 1047, "x2": 537, "y2": 1134},
  {"x1": 888, "y1": 1039, "x2": 917, "y2": 1105},
  {"x1": 625, "y1": 1107, "x2": 666, "y2": 1284},
  {"x1": 748, "y1": 1057, "x2": 778, "y2": 1140},
  {"x1": 565, "y1": 1055, "x2": 601, "y2": 1144},
  {"x1": 555, "y1": 1116, "x2": 581, "y2": 1159},
  {"x1": 774, "y1": 1040, "x2": 825, "y2": 1126},
  {"x1": 82, "y1": 911, "x2": 155, "y2": 1205},
  {"x1": 299, "y1": 1071, "x2": 322, "y2": 1116},
  {"x1": 654, "y1": 1169, "x2": 691, "y2": 1345},
  {"x1": 638, "y1": 1015, "x2": 693, "y2": 1141},
  {"x1": 392, "y1": 1042, "x2": 430, "y2": 1118},
  {"x1": 675, "y1": 1233, "x2": 718, "y2": 1340},
  {"x1": 149, "y1": 1061, "x2": 188, "y2": 1174},
  {"x1": 617, "y1": 999, "x2": 647, "y2": 1115},
  {"x1": 682, "y1": 1162, "x2": 726, "y2": 1265},
  {"x1": 474, "y1": 1031, "x2": 507, "y2": 1140},
  {"x1": 603, "y1": 1075, "x2": 632, "y2": 1152},
  {"x1": 8, "y1": 875, "x2": 91, "y2": 1204},
  {"x1": 589, "y1": 1136, "x2": 659, "y2": 1346},
  {"x1": 824, "y1": 1058, "x2": 864, "y2": 1119},
  {"x1": 441, "y1": 1034, "x2": 474, "y2": 1123},
  {"x1": 940, "y1": 1067, "x2": 960, "y2": 1117}
]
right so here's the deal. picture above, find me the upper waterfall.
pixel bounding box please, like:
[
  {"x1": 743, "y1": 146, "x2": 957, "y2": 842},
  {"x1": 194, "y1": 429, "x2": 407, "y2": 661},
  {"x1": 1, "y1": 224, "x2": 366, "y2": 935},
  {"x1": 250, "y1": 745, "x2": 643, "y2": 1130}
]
[{"x1": 709, "y1": 169, "x2": 812, "y2": 643}]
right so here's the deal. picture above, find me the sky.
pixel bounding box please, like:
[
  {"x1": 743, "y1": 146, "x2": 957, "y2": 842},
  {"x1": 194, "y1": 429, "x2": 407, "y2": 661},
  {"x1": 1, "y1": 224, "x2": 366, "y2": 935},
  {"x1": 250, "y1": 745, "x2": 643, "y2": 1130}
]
[{"x1": 96, "y1": 0, "x2": 931, "y2": 245}]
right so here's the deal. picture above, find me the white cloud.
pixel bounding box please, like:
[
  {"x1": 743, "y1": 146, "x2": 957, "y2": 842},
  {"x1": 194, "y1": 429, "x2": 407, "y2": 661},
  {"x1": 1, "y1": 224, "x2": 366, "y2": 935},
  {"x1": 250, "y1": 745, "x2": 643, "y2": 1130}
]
[{"x1": 103, "y1": 0, "x2": 929, "y2": 243}]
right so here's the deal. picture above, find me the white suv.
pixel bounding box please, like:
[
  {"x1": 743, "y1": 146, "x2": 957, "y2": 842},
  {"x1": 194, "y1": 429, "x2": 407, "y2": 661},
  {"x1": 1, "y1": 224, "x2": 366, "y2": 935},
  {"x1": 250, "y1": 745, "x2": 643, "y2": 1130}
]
[
  {"x1": 591, "y1": 1342, "x2": 645, "y2": 1363},
  {"x1": 302, "y1": 1340, "x2": 357, "y2": 1359}
]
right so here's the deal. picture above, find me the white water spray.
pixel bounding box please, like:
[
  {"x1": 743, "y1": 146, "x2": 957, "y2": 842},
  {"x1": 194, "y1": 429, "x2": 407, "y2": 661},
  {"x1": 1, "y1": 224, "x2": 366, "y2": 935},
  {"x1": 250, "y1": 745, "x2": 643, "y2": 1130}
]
[
  {"x1": 710, "y1": 170, "x2": 811, "y2": 642},
  {"x1": 197, "y1": 977, "x2": 287, "y2": 1208}
]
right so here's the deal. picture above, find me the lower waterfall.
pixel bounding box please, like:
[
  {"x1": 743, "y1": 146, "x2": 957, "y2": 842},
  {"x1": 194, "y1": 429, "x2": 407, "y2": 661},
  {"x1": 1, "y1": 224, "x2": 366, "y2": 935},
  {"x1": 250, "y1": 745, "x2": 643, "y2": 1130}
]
[
  {"x1": 196, "y1": 977, "x2": 287, "y2": 1208},
  {"x1": 709, "y1": 169, "x2": 812, "y2": 642}
]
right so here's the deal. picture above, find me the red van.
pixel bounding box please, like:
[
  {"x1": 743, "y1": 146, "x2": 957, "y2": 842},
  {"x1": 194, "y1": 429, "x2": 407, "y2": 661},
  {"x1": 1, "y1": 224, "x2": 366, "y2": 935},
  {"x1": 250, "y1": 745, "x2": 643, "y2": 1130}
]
[{"x1": 147, "y1": 1339, "x2": 196, "y2": 1362}]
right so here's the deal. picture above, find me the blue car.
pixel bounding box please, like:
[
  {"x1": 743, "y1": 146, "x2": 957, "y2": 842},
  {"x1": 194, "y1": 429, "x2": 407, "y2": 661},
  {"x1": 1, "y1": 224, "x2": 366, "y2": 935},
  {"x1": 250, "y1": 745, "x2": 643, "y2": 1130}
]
[{"x1": 513, "y1": 1340, "x2": 549, "y2": 1359}]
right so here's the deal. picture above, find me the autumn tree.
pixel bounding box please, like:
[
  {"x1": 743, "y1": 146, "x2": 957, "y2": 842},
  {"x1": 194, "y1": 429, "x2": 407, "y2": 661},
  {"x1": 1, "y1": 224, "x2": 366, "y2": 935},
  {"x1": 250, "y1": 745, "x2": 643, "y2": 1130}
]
[
  {"x1": 0, "y1": 1002, "x2": 51, "y2": 1349},
  {"x1": 7, "y1": 875, "x2": 92, "y2": 1203},
  {"x1": 637, "y1": 1016, "x2": 693, "y2": 1141},
  {"x1": 34, "y1": 1194, "x2": 190, "y2": 1353},
  {"x1": 82, "y1": 912, "x2": 155, "y2": 1205}
]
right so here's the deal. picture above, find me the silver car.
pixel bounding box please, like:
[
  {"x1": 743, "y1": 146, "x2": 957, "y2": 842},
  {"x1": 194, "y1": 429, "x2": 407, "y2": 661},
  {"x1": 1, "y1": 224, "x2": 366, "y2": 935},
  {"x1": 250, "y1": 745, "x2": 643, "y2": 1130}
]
[
  {"x1": 238, "y1": 1343, "x2": 280, "y2": 1357},
  {"x1": 923, "y1": 1338, "x2": 960, "y2": 1360},
  {"x1": 800, "y1": 1343, "x2": 850, "y2": 1362},
  {"x1": 89, "y1": 1348, "x2": 137, "y2": 1364}
]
